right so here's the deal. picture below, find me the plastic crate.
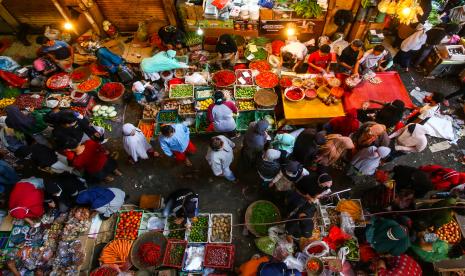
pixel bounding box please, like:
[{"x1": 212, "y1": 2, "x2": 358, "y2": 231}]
[
  {"x1": 169, "y1": 84, "x2": 194, "y2": 99},
  {"x1": 234, "y1": 85, "x2": 257, "y2": 100},
  {"x1": 195, "y1": 112, "x2": 209, "y2": 134},
  {"x1": 138, "y1": 212, "x2": 165, "y2": 236},
  {"x1": 236, "y1": 99, "x2": 256, "y2": 111},
  {"x1": 157, "y1": 110, "x2": 179, "y2": 124},
  {"x1": 235, "y1": 69, "x2": 254, "y2": 85},
  {"x1": 254, "y1": 110, "x2": 276, "y2": 130},
  {"x1": 114, "y1": 210, "x2": 144, "y2": 240},
  {"x1": 164, "y1": 216, "x2": 187, "y2": 240},
  {"x1": 236, "y1": 111, "x2": 255, "y2": 132},
  {"x1": 162, "y1": 99, "x2": 181, "y2": 111},
  {"x1": 208, "y1": 213, "x2": 233, "y2": 243},
  {"x1": 203, "y1": 244, "x2": 235, "y2": 270},
  {"x1": 163, "y1": 239, "x2": 188, "y2": 268},
  {"x1": 178, "y1": 103, "x2": 196, "y2": 117},
  {"x1": 195, "y1": 97, "x2": 213, "y2": 111},
  {"x1": 182, "y1": 244, "x2": 206, "y2": 273},
  {"x1": 344, "y1": 238, "x2": 360, "y2": 261},
  {"x1": 186, "y1": 213, "x2": 210, "y2": 243},
  {"x1": 194, "y1": 86, "x2": 214, "y2": 100}
]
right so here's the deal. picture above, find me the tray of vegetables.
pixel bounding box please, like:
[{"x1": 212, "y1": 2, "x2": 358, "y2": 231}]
[
  {"x1": 164, "y1": 216, "x2": 186, "y2": 240},
  {"x1": 76, "y1": 76, "x2": 102, "y2": 92},
  {"x1": 195, "y1": 112, "x2": 209, "y2": 133},
  {"x1": 143, "y1": 103, "x2": 159, "y2": 119},
  {"x1": 235, "y1": 69, "x2": 254, "y2": 85},
  {"x1": 163, "y1": 239, "x2": 188, "y2": 268},
  {"x1": 234, "y1": 85, "x2": 256, "y2": 99},
  {"x1": 209, "y1": 213, "x2": 233, "y2": 243},
  {"x1": 344, "y1": 238, "x2": 360, "y2": 261},
  {"x1": 169, "y1": 84, "x2": 194, "y2": 99},
  {"x1": 245, "y1": 47, "x2": 268, "y2": 61},
  {"x1": 162, "y1": 100, "x2": 180, "y2": 111},
  {"x1": 236, "y1": 111, "x2": 255, "y2": 131},
  {"x1": 255, "y1": 71, "x2": 279, "y2": 89},
  {"x1": 195, "y1": 86, "x2": 214, "y2": 99},
  {"x1": 203, "y1": 244, "x2": 235, "y2": 270},
  {"x1": 115, "y1": 210, "x2": 143, "y2": 240},
  {"x1": 245, "y1": 200, "x2": 281, "y2": 237},
  {"x1": 98, "y1": 82, "x2": 125, "y2": 102},
  {"x1": 436, "y1": 219, "x2": 462, "y2": 244},
  {"x1": 92, "y1": 105, "x2": 117, "y2": 119},
  {"x1": 237, "y1": 99, "x2": 255, "y2": 111},
  {"x1": 195, "y1": 98, "x2": 213, "y2": 111},
  {"x1": 46, "y1": 72, "x2": 70, "y2": 89},
  {"x1": 187, "y1": 214, "x2": 210, "y2": 243},
  {"x1": 157, "y1": 110, "x2": 179, "y2": 123},
  {"x1": 249, "y1": 60, "x2": 271, "y2": 72},
  {"x1": 179, "y1": 103, "x2": 196, "y2": 116},
  {"x1": 211, "y1": 70, "x2": 235, "y2": 87},
  {"x1": 14, "y1": 94, "x2": 44, "y2": 110},
  {"x1": 138, "y1": 119, "x2": 155, "y2": 141}
]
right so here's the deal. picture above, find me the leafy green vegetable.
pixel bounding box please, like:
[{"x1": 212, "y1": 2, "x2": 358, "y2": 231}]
[
  {"x1": 250, "y1": 202, "x2": 279, "y2": 235},
  {"x1": 291, "y1": 0, "x2": 323, "y2": 19},
  {"x1": 235, "y1": 86, "x2": 256, "y2": 99}
]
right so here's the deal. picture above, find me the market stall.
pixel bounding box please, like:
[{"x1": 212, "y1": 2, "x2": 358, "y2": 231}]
[{"x1": 343, "y1": 71, "x2": 416, "y2": 111}]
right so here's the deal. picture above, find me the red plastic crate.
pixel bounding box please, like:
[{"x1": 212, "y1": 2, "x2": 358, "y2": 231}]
[
  {"x1": 162, "y1": 239, "x2": 188, "y2": 268},
  {"x1": 203, "y1": 244, "x2": 235, "y2": 270}
]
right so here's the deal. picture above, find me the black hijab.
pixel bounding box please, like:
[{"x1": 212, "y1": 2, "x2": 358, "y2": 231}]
[
  {"x1": 216, "y1": 34, "x2": 237, "y2": 54},
  {"x1": 292, "y1": 129, "x2": 326, "y2": 166},
  {"x1": 5, "y1": 105, "x2": 36, "y2": 133},
  {"x1": 376, "y1": 100, "x2": 405, "y2": 128}
]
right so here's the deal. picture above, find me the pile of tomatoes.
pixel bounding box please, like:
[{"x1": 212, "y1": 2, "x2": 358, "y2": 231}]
[
  {"x1": 115, "y1": 210, "x2": 143, "y2": 240},
  {"x1": 436, "y1": 220, "x2": 462, "y2": 244}
]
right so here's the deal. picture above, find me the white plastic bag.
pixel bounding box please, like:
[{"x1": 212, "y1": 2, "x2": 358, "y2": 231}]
[
  {"x1": 284, "y1": 255, "x2": 305, "y2": 272},
  {"x1": 340, "y1": 212, "x2": 355, "y2": 236},
  {"x1": 185, "y1": 72, "x2": 207, "y2": 85},
  {"x1": 303, "y1": 240, "x2": 330, "y2": 258}
]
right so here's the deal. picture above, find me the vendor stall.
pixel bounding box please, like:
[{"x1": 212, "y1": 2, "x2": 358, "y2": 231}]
[
  {"x1": 343, "y1": 72, "x2": 415, "y2": 111},
  {"x1": 282, "y1": 94, "x2": 345, "y2": 125}
]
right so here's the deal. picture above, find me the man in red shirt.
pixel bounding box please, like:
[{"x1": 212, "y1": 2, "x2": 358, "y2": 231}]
[{"x1": 307, "y1": 44, "x2": 332, "y2": 74}]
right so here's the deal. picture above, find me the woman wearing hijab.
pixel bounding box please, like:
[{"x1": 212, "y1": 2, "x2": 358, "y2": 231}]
[
  {"x1": 242, "y1": 119, "x2": 270, "y2": 166},
  {"x1": 76, "y1": 187, "x2": 126, "y2": 219},
  {"x1": 141, "y1": 50, "x2": 191, "y2": 74},
  {"x1": 122, "y1": 123, "x2": 158, "y2": 164},
  {"x1": 374, "y1": 100, "x2": 405, "y2": 129},
  {"x1": 216, "y1": 34, "x2": 237, "y2": 68},
  {"x1": 9, "y1": 177, "x2": 45, "y2": 226},
  {"x1": 15, "y1": 143, "x2": 74, "y2": 174},
  {"x1": 324, "y1": 109, "x2": 360, "y2": 136},
  {"x1": 207, "y1": 91, "x2": 238, "y2": 135},
  {"x1": 316, "y1": 134, "x2": 354, "y2": 167},
  {"x1": 65, "y1": 139, "x2": 122, "y2": 183},
  {"x1": 366, "y1": 216, "x2": 411, "y2": 256},
  {"x1": 272, "y1": 133, "x2": 295, "y2": 157},
  {"x1": 257, "y1": 149, "x2": 282, "y2": 187},
  {"x1": 388, "y1": 123, "x2": 428, "y2": 160},
  {"x1": 295, "y1": 172, "x2": 333, "y2": 198},
  {"x1": 395, "y1": 24, "x2": 427, "y2": 71},
  {"x1": 292, "y1": 128, "x2": 327, "y2": 166},
  {"x1": 44, "y1": 172, "x2": 86, "y2": 212},
  {"x1": 351, "y1": 121, "x2": 390, "y2": 149},
  {"x1": 350, "y1": 146, "x2": 391, "y2": 176}
]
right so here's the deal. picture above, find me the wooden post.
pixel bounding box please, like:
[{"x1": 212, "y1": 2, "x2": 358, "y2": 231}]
[
  {"x1": 78, "y1": 0, "x2": 102, "y2": 35},
  {"x1": 162, "y1": 0, "x2": 178, "y2": 26},
  {"x1": 0, "y1": 0, "x2": 19, "y2": 31}
]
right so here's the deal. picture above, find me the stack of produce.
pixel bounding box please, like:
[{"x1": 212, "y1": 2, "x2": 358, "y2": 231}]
[
  {"x1": 99, "y1": 82, "x2": 124, "y2": 100},
  {"x1": 436, "y1": 220, "x2": 461, "y2": 244},
  {"x1": 115, "y1": 210, "x2": 143, "y2": 240},
  {"x1": 344, "y1": 239, "x2": 360, "y2": 261},
  {"x1": 255, "y1": 71, "x2": 279, "y2": 88},
  {"x1": 100, "y1": 239, "x2": 134, "y2": 269},
  {"x1": 0, "y1": 98, "x2": 15, "y2": 109},
  {"x1": 14, "y1": 94, "x2": 44, "y2": 109},
  {"x1": 279, "y1": 77, "x2": 292, "y2": 88},
  {"x1": 196, "y1": 98, "x2": 213, "y2": 111},
  {"x1": 336, "y1": 200, "x2": 362, "y2": 223},
  {"x1": 235, "y1": 86, "x2": 256, "y2": 99},
  {"x1": 90, "y1": 266, "x2": 119, "y2": 276},
  {"x1": 170, "y1": 84, "x2": 194, "y2": 98},
  {"x1": 188, "y1": 215, "x2": 209, "y2": 243},
  {"x1": 157, "y1": 111, "x2": 178, "y2": 123},
  {"x1": 162, "y1": 100, "x2": 180, "y2": 111},
  {"x1": 195, "y1": 87, "x2": 214, "y2": 99},
  {"x1": 179, "y1": 104, "x2": 196, "y2": 115},
  {"x1": 235, "y1": 69, "x2": 254, "y2": 85},
  {"x1": 137, "y1": 242, "x2": 162, "y2": 267},
  {"x1": 249, "y1": 60, "x2": 271, "y2": 71},
  {"x1": 204, "y1": 244, "x2": 234, "y2": 269},
  {"x1": 250, "y1": 201, "x2": 279, "y2": 236},
  {"x1": 210, "y1": 214, "x2": 232, "y2": 243},
  {"x1": 164, "y1": 240, "x2": 187, "y2": 268},
  {"x1": 196, "y1": 112, "x2": 209, "y2": 133},
  {"x1": 92, "y1": 105, "x2": 117, "y2": 119},
  {"x1": 212, "y1": 70, "x2": 235, "y2": 87},
  {"x1": 167, "y1": 216, "x2": 186, "y2": 239},
  {"x1": 46, "y1": 72, "x2": 70, "y2": 89},
  {"x1": 142, "y1": 103, "x2": 159, "y2": 118},
  {"x1": 138, "y1": 121, "x2": 154, "y2": 140},
  {"x1": 77, "y1": 76, "x2": 101, "y2": 92}
]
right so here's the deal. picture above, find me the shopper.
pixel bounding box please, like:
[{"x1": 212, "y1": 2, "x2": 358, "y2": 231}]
[
  {"x1": 285, "y1": 193, "x2": 316, "y2": 239},
  {"x1": 205, "y1": 135, "x2": 236, "y2": 182},
  {"x1": 122, "y1": 123, "x2": 158, "y2": 164},
  {"x1": 323, "y1": 109, "x2": 360, "y2": 136},
  {"x1": 207, "y1": 91, "x2": 238, "y2": 135},
  {"x1": 389, "y1": 123, "x2": 428, "y2": 156},
  {"x1": 216, "y1": 34, "x2": 237, "y2": 68},
  {"x1": 337, "y1": 39, "x2": 363, "y2": 74},
  {"x1": 392, "y1": 165, "x2": 433, "y2": 198},
  {"x1": 268, "y1": 40, "x2": 285, "y2": 68},
  {"x1": 44, "y1": 172, "x2": 86, "y2": 212},
  {"x1": 271, "y1": 133, "x2": 295, "y2": 157},
  {"x1": 407, "y1": 92, "x2": 444, "y2": 124},
  {"x1": 292, "y1": 128, "x2": 326, "y2": 166},
  {"x1": 257, "y1": 149, "x2": 282, "y2": 187},
  {"x1": 351, "y1": 122, "x2": 390, "y2": 149},
  {"x1": 376, "y1": 254, "x2": 422, "y2": 275},
  {"x1": 158, "y1": 25, "x2": 185, "y2": 51},
  {"x1": 395, "y1": 24, "x2": 427, "y2": 71},
  {"x1": 294, "y1": 175, "x2": 330, "y2": 203},
  {"x1": 316, "y1": 134, "x2": 354, "y2": 167},
  {"x1": 0, "y1": 159, "x2": 18, "y2": 190},
  {"x1": 419, "y1": 164, "x2": 465, "y2": 191},
  {"x1": 281, "y1": 39, "x2": 308, "y2": 72},
  {"x1": 43, "y1": 97, "x2": 62, "y2": 127},
  {"x1": 307, "y1": 44, "x2": 332, "y2": 74},
  {"x1": 353, "y1": 45, "x2": 388, "y2": 74},
  {"x1": 15, "y1": 143, "x2": 74, "y2": 174},
  {"x1": 36, "y1": 36, "x2": 73, "y2": 72},
  {"x1": 159, "y1": 123, "x2": 196, "y2": 167},
  {"x1": 9, "y1": 177, "x2": 45, "y2": 226},
  {"x1": 5, "y1": 105, "x2": 47, "y2": 139},
  {"x1": 366, "y1": 216, "x2": 410, "y2": 256},
  {"x1": 163, "y1": 188, "x2": 199, "y2": 225},
  {"x1": 241, "y1": 119, "x2": 270, "y2": 167},
  {"x1": 141, "y1": 50, "x2": 190, "y2": 74},
  {"x1": 76, "y1": 187, "x2": 126, "y2": 220},
  {"x1": 374, "y1": 100, "x2": 406, "y2": 129},
  {"x1": 350, "y1": 146, "x2": 391, "y2": 176},
  {"x1": 65, "y1": 139, "x2": 122, "y2": 183}
]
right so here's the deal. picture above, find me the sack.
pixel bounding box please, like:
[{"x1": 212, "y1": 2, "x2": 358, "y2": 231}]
[
  {"x1": 117, "y1": 65, "x2": 134, "y2": 83},
  {"x1": 273, "y1": 172, "x2": 294, "y2": 192}
]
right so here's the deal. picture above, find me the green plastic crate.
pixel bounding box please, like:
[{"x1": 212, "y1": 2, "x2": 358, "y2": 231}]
[
  {"x1": 157, "y1": 110, "x2": 180, "y2": 124},
  {"x1": 195, "y1": 112, "x2": 209, "y2": 133},
  {"x1": 236, "y1": 111, "x2": 256, "y2": 131},
  {"x1": 194, "y1": 86, "x2": 214, "y2": 100}
]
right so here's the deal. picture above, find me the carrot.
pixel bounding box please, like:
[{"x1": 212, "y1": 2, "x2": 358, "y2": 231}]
[{"x1": 100, "y1": 239, "x2": 134, "y2": 269}]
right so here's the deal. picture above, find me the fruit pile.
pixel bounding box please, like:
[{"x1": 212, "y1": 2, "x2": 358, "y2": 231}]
[
  {"x1": 235, "y1": 86, "x2": 256, "y2": 99},
  {"x1": 188, "y1": 216, "x2": 209, "y2": 243},
  {"x1": 436, "y1": 220, "x2": 461, "y2": 244},
  {"x1": 14, "y1": 94, "x2": 44, "y2": 109},
  {"x1": 170, "y1": 84, "x2": 193, "y2": 98},
  {"x1": 179, "y1": 104, "x2": 195, "y2": 115},
  {"x1": 115, "y1": 210, "x2": 143, "y2": 240},
  {"x1": 99, "y1": 82, "x2": 124, "y2": 100},
  {"x1": 210, "y1": 215, "x2": 232, "y2": 243},
  {"x1": 77, "y1": 76, "x2": 101, "y2": 92},
  {"x1": 249, "y1": 60, "x2": 271, "y2": 71},
  {"x1": 255, "y1": 71, "x2": 279, "y2": 88},
  {"x1": 279, "y1": 77, "x2": 292, "y2": 88},
  {"x1": 306, "y1": 258, "x2": 321, "y2": 273},
  {"x1": 204, "y1": 245, "x2": 232, "y2": 268},
  {"x1": 237, "y1": 100, "x2": 255, "y2": 111},
  {"x1": 90, "y1": 266, "x2": 119, "y2": 276},
  {"x1": 158, "y1": 111, "x2": 178, "y2": 123},
  {"x1": 196, "y1": 98, "x2": 213, "y2": 110},
  {"x1": 0, "y1": 98, "x2": 15, "y2": 109},
  {"x1": 165, "y1": 242, "x2": 187, "y2": 267},
  {"x1": 99, "y1": 239, "x2": 134, "y2": 269},
  {"x1": 167, "y1": 217, "x2": 185, "y2": 239}
]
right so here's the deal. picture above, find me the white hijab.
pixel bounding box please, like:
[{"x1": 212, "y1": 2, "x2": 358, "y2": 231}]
[{"x1": 122, "y1": 123, "x2": 152, "y2": 162}]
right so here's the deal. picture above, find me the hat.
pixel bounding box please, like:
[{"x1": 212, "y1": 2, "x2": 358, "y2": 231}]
[
  {"x1": 387, "y1": 224, "x2": 408, "y2": 241},
  {"x1": 46, "y1": 97, "x2": 59, "y2": 109},
  {"x1": 132, "y1": 81, "x2": 145, "y2": 93},
  {"x1": 286, "y1": 160, "x2": 301, "y2": 174},
  {"x1": 274, "y1": 133, "x2": 295, "y2": 153},
  {"x1": 377, "y1": 146, "x2": 391, "y2": 158},
  {"x1": 264, "y1": 149, "x2": 281, "y2": 161},
  {"x1": 214, "y1": 91, "x2": 224, "y2": 105}
]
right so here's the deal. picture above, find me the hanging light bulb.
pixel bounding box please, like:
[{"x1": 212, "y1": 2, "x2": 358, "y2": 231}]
[
  {"x1": 286, "y1": 27, "x2": 296, "y2": 37},
  {"x1": 401, "y1": 6, "x2": 411, "y2": 16},
  {"x1": 196, "y1": 27, "x2": 204, "y2": 36},
  {"x1": 64, "y1": 22, "x2": 73, "y2": 30}
]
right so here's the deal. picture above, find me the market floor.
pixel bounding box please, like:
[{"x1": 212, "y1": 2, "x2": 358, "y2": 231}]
[{"x1": 94, "y1": 68, "x2": 465, "y2": 270}]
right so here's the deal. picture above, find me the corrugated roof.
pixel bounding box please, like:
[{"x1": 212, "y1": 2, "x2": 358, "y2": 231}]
[{"x1": 3, "y1": 0, "x2": 65, "y2": 30}]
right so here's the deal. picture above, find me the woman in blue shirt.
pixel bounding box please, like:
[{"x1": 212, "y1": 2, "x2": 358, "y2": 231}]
[{"x1": 159, "y1": 123, "x2": 196, "y2": 166}]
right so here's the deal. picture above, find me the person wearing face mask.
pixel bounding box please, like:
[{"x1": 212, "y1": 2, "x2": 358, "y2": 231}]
[{"x1": 122, "y1": 123, "x2": 159, "y2": 164}]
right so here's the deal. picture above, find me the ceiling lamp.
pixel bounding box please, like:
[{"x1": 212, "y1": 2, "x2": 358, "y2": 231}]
[{"x1": 396, "y1": 0, "x2": 423, "y2": 25}]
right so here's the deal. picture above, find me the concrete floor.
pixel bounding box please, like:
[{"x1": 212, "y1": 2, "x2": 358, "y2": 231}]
[{"x1": 96, "y1": 68, "x2": 465, "y2": 269}]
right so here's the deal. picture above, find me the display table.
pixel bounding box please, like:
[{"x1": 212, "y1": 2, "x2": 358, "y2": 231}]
[
  {"x1": 343, "y1": 72, "x2": 415, "y2": 111},
  {"x1": 281, "y1": 94, "x2": 345, "y2": 125}
]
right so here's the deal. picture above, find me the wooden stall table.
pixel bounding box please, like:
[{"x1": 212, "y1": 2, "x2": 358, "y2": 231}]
[
  {"x1": 281, "y1": 94, "x2": 345, "y2": 125},
  {"x1": 122, "y1": 44, "x2": 153, "y2": 64},
  {"x1": 343, "y1": 72, "x2": 415, "y2": 110}
]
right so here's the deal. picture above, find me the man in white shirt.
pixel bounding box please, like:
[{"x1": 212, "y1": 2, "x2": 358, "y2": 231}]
[
  {"x1": 281, "y1": 40, "x2": 308, "y2": 72},
  {"x1": 353, "y1": 45, "x2": 388, "y2": 75}
]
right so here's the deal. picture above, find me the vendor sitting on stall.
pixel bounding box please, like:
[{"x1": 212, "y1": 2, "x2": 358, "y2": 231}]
[
  {"x1": 9, "y1": 176, "x2": 45, "y2": 227},
  {"x1": 207, "y1": 91, "x2": 238, "y2": 135},
  {"x1": 36, "y1": 36, "x2": 74, "y2": 72},
  {"x1": 407, "y1": 92, "x2": 444, "y2": 124},
  {"x1": 76, "y1": 187, "x2": 126, "y2": 220},
  {"x1": 29, "y1": 57, "x2": 57, "y2": 88},
  {"x1": 366, "y1": 216, "x2": 411, "y2": 256},
  {"x1": 337, "y1": 39, "x2": 363, "y2": 74},
  {"x1": 353, "y1": 45, "x2": 390, "y2": 75},
  {"x1": 307, "y1": 44, "x2": 332, "y2": 74},
  {"x1": 281, "y1": 39, "x2": 308, "y2": 72},
  {"x1": 216, "y1": 34, "x2": 237, "y2": 69},
  {"x1": 267, "y1": 40, "x2": 285, "y2": 68},
  {"x1": 163, "y1": 188, "x2": 199, "y2": 225}
]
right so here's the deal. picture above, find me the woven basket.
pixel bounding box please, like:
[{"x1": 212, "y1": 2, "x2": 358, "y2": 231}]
[
  {"x1": 254, "y1": 89, "x2": 278, "y2": 107},
  {"x1": 130, "y1": 231, "x2": 167, "y2": 272},
  {"x1": 245, "y1": 200, "x2": 281, "y2": 237}
]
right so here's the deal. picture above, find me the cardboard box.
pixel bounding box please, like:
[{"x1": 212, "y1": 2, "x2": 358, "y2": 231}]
[
  {"x1": 185, "y1": 4, "x2": 198, "y2": 20},
  {"x1": 260, "y1": 8, "x2": 273, "y2": 20},
  {"x1": 195, "y1": 5, "x2": 205, "y2": 20},
  {"x1": 273, "y1": 9, "x2": 293, "y2": 19}
]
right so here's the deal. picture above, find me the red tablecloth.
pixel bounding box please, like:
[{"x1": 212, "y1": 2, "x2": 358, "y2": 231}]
[{"x1": 343, "y1": 72, "x2": 415, "y2": 110}]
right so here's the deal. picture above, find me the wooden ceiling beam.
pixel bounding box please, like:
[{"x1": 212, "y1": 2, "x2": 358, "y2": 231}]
[{"x1": 0, "y1": 0, "x2": 19, "y2": 31}]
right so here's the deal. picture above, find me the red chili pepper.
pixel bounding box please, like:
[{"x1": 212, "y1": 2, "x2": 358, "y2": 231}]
[
  {"x1": 138, "y1": 242, "x2": 162, "y2": 266},
  {"x1": 212, "y1": 71, "x2": 235, "y2": 87},
  {"x1": 255, "y1": 71, "x2": 278, "y2": 88},
  {"x1": 280, "y1": 77, "x2": 292, "y2": 88},
  {"x1": 249, "y1": 60, "x2": 271, "y2": 71},
  {"x1": 100, "y1": 83, "x2": 123, "y2": 99}
]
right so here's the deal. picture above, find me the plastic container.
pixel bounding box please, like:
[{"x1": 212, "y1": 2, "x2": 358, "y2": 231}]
[
  {"x1": 234, "y1": 85, "x2": 257, "y2": 100},
  {"x1": 195, "y1": 112, "x2": 209, "y2": 133},
  {"x1": 169, "y1": 84, "x2": 194, "y2": 99},
  {"x1": 163, "y1": 239, "x2": 188, "y2": 268},
  {"x1": 236, "y1": 99, "x2": 256, "y2": 111},
  {"x1": 208, "y1": 213, "x2": 233, "y2": 243},
  {"x1": 156, "y1": 110, "x2": 179, "y2": 124},
  {"x1": 194, "y1": 86, "x2": 214, "y2": 100},
  {"x1": 182, "y1": 244, "x2": 206, "y2": 273},
  {"x1": 236, "y1": 111, "x2": 256, "y2": 131},
  {"x1": 186, "y1": 213, "x2": 210, "y2": 243},
  {"x1": 203, "y1": 244, "x2": 235, "y2": 270}
]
